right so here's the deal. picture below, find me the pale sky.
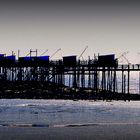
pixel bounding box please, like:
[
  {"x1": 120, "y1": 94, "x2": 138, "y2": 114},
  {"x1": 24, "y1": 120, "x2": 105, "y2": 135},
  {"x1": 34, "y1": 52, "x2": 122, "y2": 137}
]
[{"x1": 0, "y1": 0, "x2": 140, "y2": 63}]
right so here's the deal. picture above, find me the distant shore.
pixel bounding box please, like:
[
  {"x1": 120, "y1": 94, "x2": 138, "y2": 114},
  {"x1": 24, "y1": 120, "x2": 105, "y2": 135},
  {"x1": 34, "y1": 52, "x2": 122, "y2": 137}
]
[{"x1": 0, "y1": 81, "x2": 140, "y2": 100}]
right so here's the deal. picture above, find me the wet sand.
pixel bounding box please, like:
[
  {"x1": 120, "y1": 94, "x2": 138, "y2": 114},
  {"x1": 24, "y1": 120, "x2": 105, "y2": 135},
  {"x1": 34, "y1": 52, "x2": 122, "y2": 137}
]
[{"x1": 0, "y1": 124, "x2": 140, "y2": 140}]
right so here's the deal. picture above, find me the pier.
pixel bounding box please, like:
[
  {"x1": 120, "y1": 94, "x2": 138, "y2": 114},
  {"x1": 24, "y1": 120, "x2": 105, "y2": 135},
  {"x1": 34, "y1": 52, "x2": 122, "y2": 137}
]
[{"x1": 0, "y1": 51, "x2": 140, "y2": 100}]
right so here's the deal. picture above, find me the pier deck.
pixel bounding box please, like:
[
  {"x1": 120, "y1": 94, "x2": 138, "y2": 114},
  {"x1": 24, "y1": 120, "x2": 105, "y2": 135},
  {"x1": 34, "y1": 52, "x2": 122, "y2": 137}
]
[{"x1": 0, "y1": 53, "x2": 140, "y2": 100}]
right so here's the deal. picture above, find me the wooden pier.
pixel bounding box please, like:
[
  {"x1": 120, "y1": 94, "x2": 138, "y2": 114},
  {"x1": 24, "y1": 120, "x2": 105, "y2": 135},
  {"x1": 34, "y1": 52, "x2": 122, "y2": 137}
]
[{"x1": 0, "y1": 53, "x2": 140, "y2": 100}]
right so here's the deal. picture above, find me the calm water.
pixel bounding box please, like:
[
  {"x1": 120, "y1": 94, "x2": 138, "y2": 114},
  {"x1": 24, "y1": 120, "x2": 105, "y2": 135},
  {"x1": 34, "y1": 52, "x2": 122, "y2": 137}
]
[
  {"x1": 0, "y1": 99, "x2": 140, "y2": 127},
  {"x1": 65, "y1": 71, "x2": 140, "y2": 94}
]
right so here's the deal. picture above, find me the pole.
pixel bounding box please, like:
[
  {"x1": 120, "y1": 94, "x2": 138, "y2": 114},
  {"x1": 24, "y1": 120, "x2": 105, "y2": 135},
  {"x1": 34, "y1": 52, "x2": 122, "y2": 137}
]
[
  {"x1": 139, "y1": 72, "x2": 140, "y2": 94},
  {"x1": 127, "y1": 65, "x2": 130, "y2": 94}
]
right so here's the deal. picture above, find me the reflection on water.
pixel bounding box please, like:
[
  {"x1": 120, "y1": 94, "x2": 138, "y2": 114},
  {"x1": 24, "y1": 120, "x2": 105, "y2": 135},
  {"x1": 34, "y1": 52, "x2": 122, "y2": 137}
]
[{"x1": 65, "y1": 71, "x2": 140, "y2": 94}]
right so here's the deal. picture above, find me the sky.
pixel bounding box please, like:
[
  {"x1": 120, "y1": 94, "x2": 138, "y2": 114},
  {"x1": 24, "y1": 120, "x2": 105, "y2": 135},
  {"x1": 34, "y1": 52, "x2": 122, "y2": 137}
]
[{"x1": 0, "y1": 0, "x2": 140, "y2": 63}]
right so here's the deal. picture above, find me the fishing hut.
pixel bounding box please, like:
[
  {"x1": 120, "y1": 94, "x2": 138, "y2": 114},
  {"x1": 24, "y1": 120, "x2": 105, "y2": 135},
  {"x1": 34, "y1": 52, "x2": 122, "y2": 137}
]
[{"x1": 0, "y1": 50, "x2": 140, "y2": 100}]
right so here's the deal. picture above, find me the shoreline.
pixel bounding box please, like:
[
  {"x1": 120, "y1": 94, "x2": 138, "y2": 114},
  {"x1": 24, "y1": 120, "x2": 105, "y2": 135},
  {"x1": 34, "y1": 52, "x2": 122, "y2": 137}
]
[
  {"x1": 0, "y1": 124, "x2": 140, "y2": 140},
  {"x1": 0, "y1": 81, "x2": 140, "y2": 101}
]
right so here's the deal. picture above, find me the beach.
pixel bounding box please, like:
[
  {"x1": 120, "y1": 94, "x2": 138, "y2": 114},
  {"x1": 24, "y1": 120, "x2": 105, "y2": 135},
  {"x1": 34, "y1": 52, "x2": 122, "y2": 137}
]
[
  {"x1": 0, "y1": 99, "x2": 140, "y2": 139},
  {"x1": 0, "y1": 124, "x2": 140, "y2": 140}
]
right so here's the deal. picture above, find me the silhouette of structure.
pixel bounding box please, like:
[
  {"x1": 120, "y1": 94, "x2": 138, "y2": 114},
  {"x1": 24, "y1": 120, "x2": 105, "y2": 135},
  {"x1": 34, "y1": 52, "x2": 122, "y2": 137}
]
[{"x1": 0, "y1": 50, "x2": 140, "y2": 100}]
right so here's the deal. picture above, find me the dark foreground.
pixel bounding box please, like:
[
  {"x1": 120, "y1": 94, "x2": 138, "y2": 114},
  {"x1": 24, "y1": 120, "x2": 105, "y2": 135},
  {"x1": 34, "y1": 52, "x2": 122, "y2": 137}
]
[
  {"x1": 0, "y1": 124, "x2": 140, "y2": 140},
  {"x1": 0, "y1": 81, "x2": 140, "y2": 100}
]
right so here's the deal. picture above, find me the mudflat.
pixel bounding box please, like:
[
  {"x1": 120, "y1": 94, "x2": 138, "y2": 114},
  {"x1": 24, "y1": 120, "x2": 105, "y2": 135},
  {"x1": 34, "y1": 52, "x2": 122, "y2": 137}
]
[{"x1": 0, "y1": 124, "x2": 140, "y2": 140}]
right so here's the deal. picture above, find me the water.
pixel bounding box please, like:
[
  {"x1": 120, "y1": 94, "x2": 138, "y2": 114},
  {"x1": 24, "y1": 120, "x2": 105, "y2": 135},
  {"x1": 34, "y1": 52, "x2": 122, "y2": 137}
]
[
  {"x1": 0, "y1": 71, "x2": 140, "y2": 127},
  {"x1": 0, "y1": 99, "x2": 140, "y2": 127},
  {"x1": 65, "y1": 71, "x2": 140, "y2": 94}
]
